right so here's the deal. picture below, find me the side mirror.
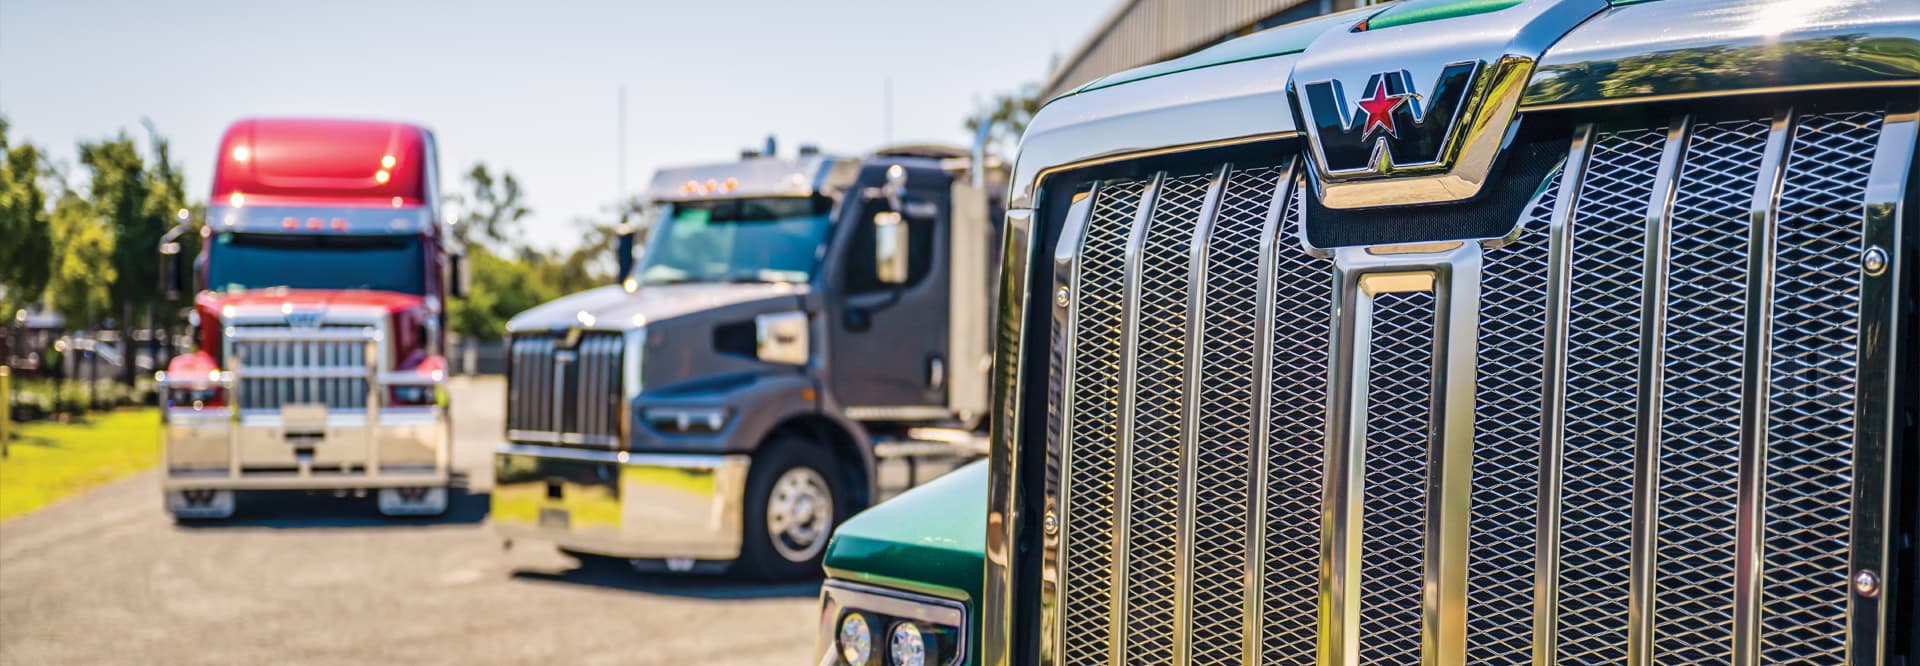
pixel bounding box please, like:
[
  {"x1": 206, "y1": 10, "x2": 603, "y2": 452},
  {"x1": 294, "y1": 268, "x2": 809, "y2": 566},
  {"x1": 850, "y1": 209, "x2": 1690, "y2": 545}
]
[
  {"x1": 159, "y1": 241, "x2": 186, "y2": 300},
  {"x1": 158, "y1": 210, "x2": 191, "y2": 300},
  {"x1": 449, "y1": 253, "x2": 472, "y2": 298},
  {"x1": 874, "y1": 211, "x2": 909, "y2": 285},
  {"x1": 615, "y1": 223, "x2": 637, "y2": 284}
]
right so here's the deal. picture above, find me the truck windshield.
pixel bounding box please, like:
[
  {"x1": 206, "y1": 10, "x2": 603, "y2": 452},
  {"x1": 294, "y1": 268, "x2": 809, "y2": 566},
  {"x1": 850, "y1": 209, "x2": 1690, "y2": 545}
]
[
  {"x1": 207, "y1": 232, "x2": 427, "y2": 294},
  {"x1": 637, "y1": 196, "x2": 833, "y2": 285}
]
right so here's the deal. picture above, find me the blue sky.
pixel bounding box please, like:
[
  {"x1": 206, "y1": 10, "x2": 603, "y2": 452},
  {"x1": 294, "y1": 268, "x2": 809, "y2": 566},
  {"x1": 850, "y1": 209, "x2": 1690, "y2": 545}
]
[{"x1": 0, "y1": 0, "x2": 1109, "y2": 250}]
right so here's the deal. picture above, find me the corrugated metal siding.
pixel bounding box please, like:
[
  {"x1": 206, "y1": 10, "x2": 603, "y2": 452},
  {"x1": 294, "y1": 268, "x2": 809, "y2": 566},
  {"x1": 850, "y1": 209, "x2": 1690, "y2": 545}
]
[{"x1": 1041, "y1": 0, "x2": 1334, "y2": 99}]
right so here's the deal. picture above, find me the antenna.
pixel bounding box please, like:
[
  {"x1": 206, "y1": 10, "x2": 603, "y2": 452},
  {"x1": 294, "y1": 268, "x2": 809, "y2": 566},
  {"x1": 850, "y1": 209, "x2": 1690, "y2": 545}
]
[{"x1": 884, "y1": 78, "x2": 893, "y2": 146}]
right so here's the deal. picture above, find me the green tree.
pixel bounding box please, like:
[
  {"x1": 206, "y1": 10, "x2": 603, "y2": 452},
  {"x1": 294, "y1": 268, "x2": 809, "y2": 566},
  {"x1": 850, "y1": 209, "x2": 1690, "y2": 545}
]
[
  {"x1": 78, "y1": 123, "x2": 187, "y2": 385},
  {"x1": 0, "y1": 116, "x2": 55, "y2": 318},
  {"x1": 45, "y1": 192, "x2": 115, "y2": 329},
  {"x1": 964, "y1": 82, "x2": 1043, "y2": 156},
  {"x1": 451, "y1": 163, "x2": 530, "y2": 250},
  {"x1": 449, "y1": 246, "x2": 559, "y2": 340}
]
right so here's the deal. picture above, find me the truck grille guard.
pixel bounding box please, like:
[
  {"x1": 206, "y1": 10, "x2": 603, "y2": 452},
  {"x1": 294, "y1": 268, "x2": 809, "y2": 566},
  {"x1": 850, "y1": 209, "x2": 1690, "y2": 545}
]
[{"x1": 1012, "y1": 100, "x2": 1916, "y2": 664}]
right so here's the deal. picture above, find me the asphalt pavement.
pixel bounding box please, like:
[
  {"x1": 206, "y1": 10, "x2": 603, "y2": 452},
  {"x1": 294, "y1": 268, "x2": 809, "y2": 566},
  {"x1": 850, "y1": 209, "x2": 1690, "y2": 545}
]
[{"x1": 0, "y1": 378, "x2": 819, "y2": 665}]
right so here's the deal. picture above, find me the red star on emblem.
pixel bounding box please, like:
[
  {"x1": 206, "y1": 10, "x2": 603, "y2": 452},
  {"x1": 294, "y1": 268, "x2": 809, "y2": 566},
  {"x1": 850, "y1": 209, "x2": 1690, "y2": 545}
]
[{"x1": 1356, "y1": 78, "x2": 1406, "y2": 139}]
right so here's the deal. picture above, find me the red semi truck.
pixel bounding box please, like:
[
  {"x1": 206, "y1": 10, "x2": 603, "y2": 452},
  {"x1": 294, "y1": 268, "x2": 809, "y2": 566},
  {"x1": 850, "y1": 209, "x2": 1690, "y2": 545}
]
[{"x1": 155, "y1": 118, "x2": 465, "y2": 519}]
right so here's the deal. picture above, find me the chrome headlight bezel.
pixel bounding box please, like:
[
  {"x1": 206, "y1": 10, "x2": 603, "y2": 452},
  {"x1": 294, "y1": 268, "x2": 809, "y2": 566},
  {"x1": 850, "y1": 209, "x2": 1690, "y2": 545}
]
[
  {"x1": 817, "y1": 581, "x2": 966, "y2": 666},
  {"x1": 754, "y1": 310, "x2": 809, "y2": 366}
]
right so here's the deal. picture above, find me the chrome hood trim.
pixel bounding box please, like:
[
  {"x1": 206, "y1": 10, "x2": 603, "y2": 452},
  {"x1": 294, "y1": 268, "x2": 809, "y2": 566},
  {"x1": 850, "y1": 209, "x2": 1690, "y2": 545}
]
[
  {"x1": 1008, "y1": 0, "x2": 1919, "y2": 210},
  {"x1": 504, "y1": 282, "x2": 808, "y2": 333},
  {"x1": 1524, "y1": 0, "x2": 1920, "y2": 109}
]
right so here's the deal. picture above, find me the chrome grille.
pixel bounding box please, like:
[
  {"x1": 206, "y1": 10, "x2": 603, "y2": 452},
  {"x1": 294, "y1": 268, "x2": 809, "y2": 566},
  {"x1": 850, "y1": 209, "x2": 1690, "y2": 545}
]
[
  {"x1": 1466, "y1": 169, "x2": 1554, "y2": 666},
  {"x1": 1260, "y1": 174, "x2": 1325, "y2": 666},
  {"x1": 1652, "y1": 118, "x2": 1767, "y2": 665},
  {"x1": 1042, "y1": 107, "x2": 1897, "y2": 665},
  {"x1": 1188, "y1": 165, "x2": 1284, "y2": 665},
  {"x1": 1555, "y1": 126, "x2": 1661, "y2": 665},
  {"x1": 1119, "y1": 172, "x2": 1208, "y2": 662},
  {"x1": 1761, "y1": 110, "x2": 1879, "y2": 665},
  {"x1": 1059, "y1": 178, "x2": 1145, "y2": 663},
  {"x1": 232, "y1": 324, "x2": 373, "y2": 410},
  {"x1": 1357, "y1": 290, "x2": 1433, "y2": 666},
  {"x1": 506, "y1": 331, "x2": 625, "y2": 447}
]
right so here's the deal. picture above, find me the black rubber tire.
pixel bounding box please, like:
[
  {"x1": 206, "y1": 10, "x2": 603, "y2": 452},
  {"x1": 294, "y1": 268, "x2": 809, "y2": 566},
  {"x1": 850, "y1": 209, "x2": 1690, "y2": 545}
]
[{"x1": 736, "y1": 435, "x2": 848, "y2": 581}]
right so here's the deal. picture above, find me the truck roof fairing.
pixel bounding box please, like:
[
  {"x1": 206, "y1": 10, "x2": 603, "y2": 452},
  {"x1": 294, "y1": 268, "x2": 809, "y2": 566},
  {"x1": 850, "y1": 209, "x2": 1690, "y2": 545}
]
[
  {"x1": 646, "y1": 154, "x2": 859, "y2": 203},
  {"x1": 214, "y1": 118, "x2": 436, "y2": 208}
]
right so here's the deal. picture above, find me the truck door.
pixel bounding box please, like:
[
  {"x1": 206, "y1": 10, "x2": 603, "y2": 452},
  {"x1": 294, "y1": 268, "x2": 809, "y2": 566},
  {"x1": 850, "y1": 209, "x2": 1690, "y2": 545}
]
[{"x1": 824, "y1": 177, "x2": 951, "y2": 418}]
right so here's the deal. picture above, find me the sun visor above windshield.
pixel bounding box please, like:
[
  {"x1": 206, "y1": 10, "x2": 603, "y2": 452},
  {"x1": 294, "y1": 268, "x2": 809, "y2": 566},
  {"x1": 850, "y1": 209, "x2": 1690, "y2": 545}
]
[
  {"x1": 646, "y1": 155, "x2": 859, "y2": 203},
  {"x1": 207, "y1": 204, "x2": 435, "y2": 235}
]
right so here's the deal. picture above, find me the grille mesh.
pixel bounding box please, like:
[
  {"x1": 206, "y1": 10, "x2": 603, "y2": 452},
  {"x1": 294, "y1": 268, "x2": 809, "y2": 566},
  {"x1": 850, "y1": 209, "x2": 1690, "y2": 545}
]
[
  {"x1": 1466, "y1": 167, "x2": 1554, "y2": 666},
  {"x1": 1357, "y1": 291, "x2": 1434, "y2": 666},
  {"x1": 1121, "y1": 173, "x2": 1210, "y2": 662},
  {"x1": 1059, "y1": 178, "x2": 1147, "y2": 663},
  {"x1": 1555, "y1": 126, "x2": 1664, "y2": 665},
  {"x1": 1651, "y1": 118, "x2": 1767, "y2": 665},
  {"x1": 1260, "y1": 176, "x2": 1328, "y2": 666},
  {"x1": 1760, "y1": 111, "x2": 1879, "y2": 665},
  {"x1": 1186, "y1": 165, "x2": 1283, "y2": 665}
]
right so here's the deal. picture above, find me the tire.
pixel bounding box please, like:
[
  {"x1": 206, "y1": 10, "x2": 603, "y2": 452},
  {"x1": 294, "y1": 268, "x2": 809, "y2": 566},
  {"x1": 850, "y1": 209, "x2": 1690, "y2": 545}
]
[{"x1": 737, "y1": 435, "x2": 848, "y2": 580}]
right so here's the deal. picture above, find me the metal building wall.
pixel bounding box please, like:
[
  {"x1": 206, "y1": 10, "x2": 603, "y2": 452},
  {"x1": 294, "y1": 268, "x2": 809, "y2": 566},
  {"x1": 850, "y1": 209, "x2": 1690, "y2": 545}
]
[{"x1": 1041, "y1": 0, "x2": 1354, "y2": 100}]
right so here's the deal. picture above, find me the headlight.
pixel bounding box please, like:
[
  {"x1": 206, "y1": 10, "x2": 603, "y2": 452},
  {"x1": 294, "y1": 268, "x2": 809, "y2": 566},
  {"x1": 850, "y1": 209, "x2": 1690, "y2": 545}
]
[
  {"x1": 838, "y1": 613, "x2": 875, "y2": 665},
  {"x1": 391, "y1": 385, "x2": 435, "y2": 406},
  {"x1": 818, "y1": 581, "x2": 964, "y2": 666},
  {"x1": 889, "y1": 622, "x2": 931, "y2": 666}
]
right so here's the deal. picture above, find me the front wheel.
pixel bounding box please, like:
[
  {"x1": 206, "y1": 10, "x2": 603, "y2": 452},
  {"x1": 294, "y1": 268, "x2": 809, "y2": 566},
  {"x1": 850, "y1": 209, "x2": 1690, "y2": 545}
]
[{"x1": 737, "y1": 436, "x2": 846, "y2": 580}]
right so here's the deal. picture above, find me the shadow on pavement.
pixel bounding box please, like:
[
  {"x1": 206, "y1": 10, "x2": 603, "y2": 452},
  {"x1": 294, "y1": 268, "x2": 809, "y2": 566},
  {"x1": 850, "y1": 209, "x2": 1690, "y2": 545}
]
[
  {"x1": 173, "y1": 473, "x2": 489, "y2": 529},
  {"x1": 510, "y1": 558, "x2": 823, "y2": 600}
]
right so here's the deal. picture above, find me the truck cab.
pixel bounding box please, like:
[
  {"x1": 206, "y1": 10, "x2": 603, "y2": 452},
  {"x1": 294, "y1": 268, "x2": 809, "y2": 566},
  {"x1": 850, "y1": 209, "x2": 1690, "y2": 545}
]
[
  {"x1": 818, "y1": 1, "x2": 1920, "y2": 664},
  {"x1": 157, "y1": 118, "x2": 461, "y2": 519},
  {"x1": 492, "y1": 144, "x2": 1003, "y2": 578}
]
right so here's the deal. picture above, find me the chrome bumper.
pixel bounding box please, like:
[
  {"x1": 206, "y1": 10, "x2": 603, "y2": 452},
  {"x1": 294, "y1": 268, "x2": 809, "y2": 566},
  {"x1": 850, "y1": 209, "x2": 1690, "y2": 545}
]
[
  {"x1": 160, "y1": 406, "x2": 449, "y2": 490},
  {"x1": 491, "y1": 443, "x2": 751, "y2": 560}
]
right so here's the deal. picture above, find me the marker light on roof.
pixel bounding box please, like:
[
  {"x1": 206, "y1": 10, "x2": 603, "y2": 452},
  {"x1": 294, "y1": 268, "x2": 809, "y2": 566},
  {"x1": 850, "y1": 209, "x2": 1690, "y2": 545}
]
[
  {"x1": 375, "y1": 170, "x2": 391, "y2": 184},
  {"x1": 683, "y1": 180, "x2": 699, "y2": 195},
  {"x1": 306, "y1": 218, "x2": 323, "y2": 230},
  {"x1": 229, "y1": 192, "x2": 245, "y2": 207},
  {"x1": 282, "y1": 217, "x2": 299, "y2": 230},
  {"x1": 331, "y1": 218, "x2": 348, "y2": 231},
  {"x1": 231, "y1": 146, "x2": 250, "y2": 162},
  {"x1": 381, "y1": 154, "x2": 397, "y2": 169},
  {"x1": 723, "y1": 177, "x2": 739, "y2": 192},
  {"x1": 704, "y1": 179, "x2": 719, "y2": 194}
]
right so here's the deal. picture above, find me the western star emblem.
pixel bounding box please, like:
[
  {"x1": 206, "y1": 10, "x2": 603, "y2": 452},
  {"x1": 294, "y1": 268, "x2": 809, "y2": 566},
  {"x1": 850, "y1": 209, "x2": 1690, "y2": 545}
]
[
  {"x1": 284, "y1": 309, "x2": 325, "y2": 329},
  {"x1": 1354, "y1": 78, "x2": 1409, "y2": 140},
  {"x1": 1301, "y1": 61, "x2": 1480, "y2": 174}
]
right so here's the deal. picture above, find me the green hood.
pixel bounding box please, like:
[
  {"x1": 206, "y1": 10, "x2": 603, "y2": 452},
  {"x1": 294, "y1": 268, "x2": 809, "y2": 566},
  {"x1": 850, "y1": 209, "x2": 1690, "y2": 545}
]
[{"x1": 823, "y1": 459, "x2": 987, "y2": 602}]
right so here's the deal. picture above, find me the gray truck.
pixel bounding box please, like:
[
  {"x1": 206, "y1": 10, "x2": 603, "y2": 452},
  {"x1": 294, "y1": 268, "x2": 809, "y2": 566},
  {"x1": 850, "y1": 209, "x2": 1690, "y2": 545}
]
[{"x1": 491, "y1": 142, "x2": 1002, "y2": 578}]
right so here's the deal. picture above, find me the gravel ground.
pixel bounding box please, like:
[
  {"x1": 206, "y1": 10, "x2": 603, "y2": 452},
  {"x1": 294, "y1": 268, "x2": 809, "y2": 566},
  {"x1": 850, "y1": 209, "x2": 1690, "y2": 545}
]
[{"x1": 0, "y1": 377, "x2": 820, "y2": 665}]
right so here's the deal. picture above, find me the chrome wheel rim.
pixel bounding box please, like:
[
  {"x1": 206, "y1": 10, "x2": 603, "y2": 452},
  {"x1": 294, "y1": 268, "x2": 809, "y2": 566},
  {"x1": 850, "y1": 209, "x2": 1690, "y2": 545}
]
[{"x1": 766, "y1": 466, "x2": 833, "y2": 563}]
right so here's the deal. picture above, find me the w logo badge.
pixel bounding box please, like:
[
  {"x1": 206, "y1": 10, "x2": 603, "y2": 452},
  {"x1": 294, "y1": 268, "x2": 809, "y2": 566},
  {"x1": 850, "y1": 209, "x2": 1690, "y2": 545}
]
[{"x1": 1300, "y1": 61, "x2": 1479, "y2": 175}]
